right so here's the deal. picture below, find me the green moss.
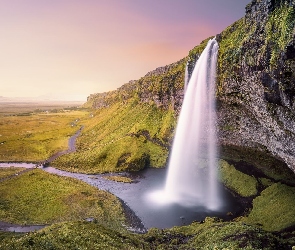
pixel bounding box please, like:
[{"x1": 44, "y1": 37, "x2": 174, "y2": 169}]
[
  {"x1": 0, "y1": 169, "x2": 125, "y2": 228},
  {"x1": 245, "y1": 183, "x2": 295, "y2": 231},
  {"x1": 219, "y1": 160, "x2": 258, "y2": 197},
  {"x1": 0, "y1": 221, "x2": 146, "y2": 250},
  {"x1": 220, "y1": 145, "x2": 295, "y2": 186},
  {"x1": 188, "y1": 37, "x2": 214, "y2": 62},
  {"x1": 2, "y1": 219, "x2": 290, "y2": 249},
  {"x1": 144, "y1": 219, "x2": 287, "y2": 249},
  {"x1": 259, "y1": 177, "x2": 274, "y2": 187},
  {"x1": 217, "y1": 18, "x2": 250, "y2": 92},
  {"x1": 265, "y1": 4, "x2": 295, "y2": 68}
]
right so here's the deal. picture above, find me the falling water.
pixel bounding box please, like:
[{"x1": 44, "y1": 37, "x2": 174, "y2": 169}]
[{"x1": 165, "y1": 38, "x2": 221, "y2": 210}]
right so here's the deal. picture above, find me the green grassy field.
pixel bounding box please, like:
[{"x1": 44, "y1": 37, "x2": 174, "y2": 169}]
[
  {"x1": 0, "y1": 167, "x2": 25, "y2": 179},
  {"x1": 0, "y1": 169, "x2": 125, "y2": 228},
  {"x1": 0, "y1": 109, "x2": 88, "y2": 162}
]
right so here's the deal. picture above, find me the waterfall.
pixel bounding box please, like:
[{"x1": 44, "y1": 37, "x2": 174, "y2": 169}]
[{"x1": 164, "y1": 38, "x2": 221, "y2": 210}]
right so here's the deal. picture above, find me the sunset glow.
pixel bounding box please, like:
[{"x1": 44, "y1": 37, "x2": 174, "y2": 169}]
[{"x1": 0, "y1": 0, "x2": 249, "y2": 101}]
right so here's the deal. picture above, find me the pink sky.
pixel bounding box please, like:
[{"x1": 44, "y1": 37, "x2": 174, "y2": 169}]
[{"x1": 0, "y1": 0, "x2": 250, "y2": 101}]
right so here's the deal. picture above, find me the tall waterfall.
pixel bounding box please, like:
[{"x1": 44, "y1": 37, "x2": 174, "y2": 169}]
[{"x1": 165, "y1": 38, "x2": 221, "y2": 210}]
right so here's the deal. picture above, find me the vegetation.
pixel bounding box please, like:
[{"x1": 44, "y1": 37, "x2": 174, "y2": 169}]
[
  {"x1": 265, "y1": 4, "x2": 295, "y2": 68},
  {"x1": 0, "y1": 169, "x2": 125, "y2": 229},
  {"x1": 245, "y1": 183, "x2": 295, "y2": 231},
  {"x1": 1, "y1": 218, "x2": 291, "y2": 249},
  {"x1": 52, "y1": 100, "x2": 176, "y2": 173},
  {"x1": 103, "y1": 175, "x2": 133, "y2": 183},
  {"x1": 220, "y1": 145, "x2": 295, "y2": 186},
  {"x1": 144, "y1": 218, "x2": 289, "y2": 249},
  {"x1": 218, "y1": 160, "x2": 258, "y2": 197},
  {"x1": 1, "y1": 2, "x2": 295, "y2": 249},
  {"x1": 0, "y1": 221, "x2": 146, "y2": 250},
  {"x1": 0, "y1": 167, "x2": 25, "y2": 179},
  {"x1": 0, "y1": 110, "x2": 88, "y2": 162}
]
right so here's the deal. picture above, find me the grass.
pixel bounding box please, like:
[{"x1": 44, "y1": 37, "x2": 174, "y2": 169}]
[
  {"x1": 0, "y1": 231, "x2": 23, "y2": 245},
  {"x1": 218, "y1": 160, "x2": 258, "y2": 197},
  {"x1": 0, "y1": 167, "x2": 25, "y2": 179},
  {"x1": 145, "y1": 218, "x2": 287, "y2": 249},
  {"x1": 103, "y1": 175, "x2": 133, "y2": 183},
  {"x1": 245, "y1": 183, "x2": 295, "y2": 231},
  {"x1": 0, "y1": 221, "x2": 146, "y2": 250},
  {"x1": 0, "y1": 110, "x2": 88, "y2": 162},
  {"x1": 0, "y1": 218, "x2": 290, "y2": 250},
  {"x1": 0, "y1": 169, "x2": 125, "y2": 228},
  {"x1": 52, "y1": 100, "x2": 176, "y2": 173}
]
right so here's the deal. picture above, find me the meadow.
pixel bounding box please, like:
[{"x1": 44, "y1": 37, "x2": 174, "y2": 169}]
[
  {"x1": 0, "y1": 102, "x2": 88, "y2": 162},
  {"x1": 0, "y1": 168, "x2": 126, "y2": 229}
]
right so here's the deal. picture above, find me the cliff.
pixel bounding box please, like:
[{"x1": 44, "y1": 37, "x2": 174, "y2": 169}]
[
  {"x1": 216, "y1": 0, "x2": 295, "y2": 173},
  {"x1": 76, "y1": 0, "x2": 295, "y2": 175}
]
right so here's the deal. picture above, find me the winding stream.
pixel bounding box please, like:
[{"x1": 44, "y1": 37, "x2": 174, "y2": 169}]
[{"x1": 0, "y1": 128, "x2": 243, "y2": 232}]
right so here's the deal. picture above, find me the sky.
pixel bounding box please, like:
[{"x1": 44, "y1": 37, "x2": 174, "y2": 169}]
[{"x1": 0, "y1": 0, "x2": 250, "y2": 102}]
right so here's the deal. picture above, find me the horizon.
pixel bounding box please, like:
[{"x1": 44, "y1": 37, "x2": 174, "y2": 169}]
[{"x1": 1, "y1": 0, "x2": 250, "y2": 102}]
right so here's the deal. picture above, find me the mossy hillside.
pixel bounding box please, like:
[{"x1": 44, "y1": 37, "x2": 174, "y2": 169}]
[
  {"x1": 0, "y1": 221, "x2": 146, "y2": 250},
  {"x1": 217, "y1": 17, "x2": 250, "y2": 91},
  {"x1": 0, "y1": 110, "x2": 87, "y2": 162},
  {"x1": 145, "y1": 218, "x2": 288, "y2": 249},
  {"x1": 52, "y1": 100, "x2": 176, "y2": 173},
  {"x1": 188, "y1": 37, "x2": 214, "y2": 62},
  {"x1": 245, "y1": 183, "x2": 295, "y2": 231},
  {"x1": 0, "y1": 169, "x2": 125, "y2": 228},
  {"x1": 1, "y1": 219, "x2": 291, "y2": 250},
  {"x1": 218, "y1": 160, "x2": 258, "y2": 197},
  {"x1": 136, "y1": 60, "x2": 186, "y2": 108}
]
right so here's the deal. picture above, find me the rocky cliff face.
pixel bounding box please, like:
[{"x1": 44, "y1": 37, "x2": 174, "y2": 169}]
[
  {"x1": 86, "y1": 0, "x2": 295, "y2": 173},
  {"x1": 215, "y1": 0, "x2": 295, "y2": 172}
]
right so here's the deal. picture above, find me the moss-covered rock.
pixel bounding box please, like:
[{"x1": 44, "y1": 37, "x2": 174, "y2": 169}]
[
  {"x1": 245, "y1": 183, "x2": 295, "y2": 231},
  {"x1": 219, "y1": 160, "x2": 258, "y2": 197}
]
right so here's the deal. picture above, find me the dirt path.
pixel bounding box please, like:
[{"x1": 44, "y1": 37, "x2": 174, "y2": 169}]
[{"x1": 43, "y1": 126, "x2": 83, "y2": 165}]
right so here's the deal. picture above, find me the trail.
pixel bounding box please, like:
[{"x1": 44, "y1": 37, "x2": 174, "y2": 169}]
[{"x1": 44, "y1": 126, "x2": 83, "y2": 165}]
